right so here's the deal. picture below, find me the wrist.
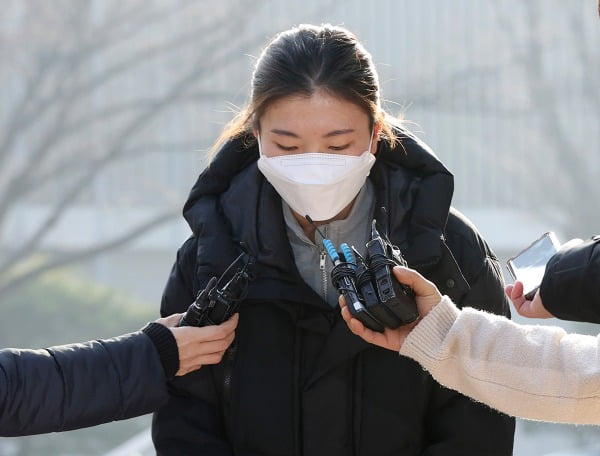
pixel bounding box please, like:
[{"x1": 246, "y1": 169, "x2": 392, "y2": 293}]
[{"x1": 141, "y1": 322, "x2": 180, "y2": 379}]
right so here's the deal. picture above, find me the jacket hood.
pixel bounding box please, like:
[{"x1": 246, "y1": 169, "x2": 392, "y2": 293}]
[
  {"x1": 372, "y1": 130, "x2": 454, "y2": 267},
  {"x1": 183, "y1": 134, "x2": 257, "y2": 226}
]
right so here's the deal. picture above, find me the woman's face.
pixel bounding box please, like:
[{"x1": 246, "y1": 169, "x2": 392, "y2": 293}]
[{"x1": 256, "y1": 90, "x2": 378, "y2": 157}]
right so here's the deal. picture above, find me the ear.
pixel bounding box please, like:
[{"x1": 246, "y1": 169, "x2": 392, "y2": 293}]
[{"x1": 370, "y1": 123, "x2": 381, "y2": 155}]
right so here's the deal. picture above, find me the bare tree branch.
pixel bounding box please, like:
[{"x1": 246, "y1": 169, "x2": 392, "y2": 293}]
[
  {"x1": 30, "y1": 139, "x2": 205, "y2": 191},
  {"x1": 0, "y1": 0, "x2": 264, "y2": 281},
  {"x1": 0, "y1": 208, "x2": 179, "y2": 297},
  {"x1": 0, "y1": 91, "x2": 228, "y2": 208},
  {"x1": 0, "y1": 2, "x2": 223, "y2": 171},
  {"x1": 0, "y1": 0, "x2": 340, "y2": 300},
  {"x1": 0, "y1": 58, "x2": 55, "y2": 173},
  {"x1": 0, "y1": 1, "x2": 255, "y2": 238}
]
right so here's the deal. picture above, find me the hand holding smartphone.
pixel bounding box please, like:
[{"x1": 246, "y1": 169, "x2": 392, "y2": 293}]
[{"x1": 506, "y1": 232, "x2": 560, "y2": 300}]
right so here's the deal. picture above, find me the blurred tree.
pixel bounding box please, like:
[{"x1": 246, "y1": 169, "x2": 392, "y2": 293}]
[
  {"x1": 0, "y1": 269, "x2": 155, "y2": 455},
  {"x1": 0, "y1": 0, "x2": 268, "y2": 299},
  {"x1": 0, "y1": 269, "x2": 155, "y2": 348}
]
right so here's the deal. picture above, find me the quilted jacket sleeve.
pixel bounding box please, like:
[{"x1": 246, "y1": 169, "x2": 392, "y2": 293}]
[
  {"x1": 540, "y1": 236, "x2": 600, "y2": 323},
  {"x1": 0, "y1": 330, "x2": 168, "y2": 436}
]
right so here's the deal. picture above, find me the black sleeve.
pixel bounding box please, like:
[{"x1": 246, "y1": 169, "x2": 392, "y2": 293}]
[
  {"x1": 0, "y1": 331, "x2": 168, "y2": 437},
  {"x1": 142, "y1": 322, "x2": 180, "y2": 379},
  {"x1": 152, "y1": 236, "x2": 232, "y2": 455},
  {"x1": 540, "y1": 236, "x2": 600, "y2": 323},
  {"x1": 422, "y1": 211, "x2": 515, "y2": 455}
]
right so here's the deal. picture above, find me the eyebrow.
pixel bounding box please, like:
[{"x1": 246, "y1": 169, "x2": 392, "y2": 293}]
[{"x1": 270, "y1": 128, "x2": 355, "y2": 138}]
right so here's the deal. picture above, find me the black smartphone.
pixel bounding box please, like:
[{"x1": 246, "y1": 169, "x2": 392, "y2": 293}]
[{"x1": 506, "y1": 232, "x2": 560, "y2": 300}]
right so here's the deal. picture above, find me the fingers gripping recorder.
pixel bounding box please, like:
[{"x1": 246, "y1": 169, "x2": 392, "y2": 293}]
[
  {"x1": 179, "y1": 252, "x2": 255, "y2": 327},
  {"x1": 362, "y1": 220, "x2": 419, "y2": 327},
  {"x1": 314, "y1": 217, "x2": 418, "y2": 333},
  {"x1": 323, "y1": 239, "x2": 386, "y2": 333}
]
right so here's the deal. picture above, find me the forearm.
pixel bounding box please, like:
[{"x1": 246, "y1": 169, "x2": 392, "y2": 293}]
[
  {"x1": 0, "y1": 331, "x2": 168, "y2": 436},
  {"x1": 541, "y1": 236, "x2": 600, "y2": 322},
  {"x1": 400, "y1": 297, "x2": 600, "y2": 425}
]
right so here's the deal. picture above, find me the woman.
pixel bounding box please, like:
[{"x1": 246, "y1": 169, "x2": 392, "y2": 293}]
[{"x1": 153, "y1": 24, "x2": 515, "y2": 455}]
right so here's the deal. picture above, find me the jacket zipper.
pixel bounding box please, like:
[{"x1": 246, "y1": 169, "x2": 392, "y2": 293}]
[
  {"x1": 320, "y1": 225, "x2": 329, "y2": 300},
  {"x1": 320, "y1": 249, "x2": 327, "y2": 300},
  {"x1": 223, "y1": 342, "x2": 236, "y2": 396}
]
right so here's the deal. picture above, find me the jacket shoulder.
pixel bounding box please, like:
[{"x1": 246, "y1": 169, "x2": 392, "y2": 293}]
[
  {"x1": 443, "y1": 207, "x2": 510, "y2": 316},
  {"x1": 161, "y1": 236, "x2": 200, "y2": 317},
  {"x1": 445, "y1": 207, "x2": 498, "y2": 266}
]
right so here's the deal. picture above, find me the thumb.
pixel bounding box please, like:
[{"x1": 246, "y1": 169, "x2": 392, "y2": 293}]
[
  {"x1": 156, "y1": 312, "x2": 184, "y2": 328},
  {"x1": 392, "y1": 266, "x2": 438, "y2": 297},
  {"x1": 509, "y1": 281, "x2": 525, "y2": 300},
  {"x1": 219, "y1": 313, "x2": 239, "y2": 331}
]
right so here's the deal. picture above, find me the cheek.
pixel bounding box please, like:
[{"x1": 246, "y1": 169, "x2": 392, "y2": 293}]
[{"x1": 264, "y1": 148, "x2": 282, "y2": 158}]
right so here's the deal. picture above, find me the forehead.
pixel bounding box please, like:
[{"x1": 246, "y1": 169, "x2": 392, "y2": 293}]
[{"x1": 260, "y1": 91, "x2": 371, "y2": 132}]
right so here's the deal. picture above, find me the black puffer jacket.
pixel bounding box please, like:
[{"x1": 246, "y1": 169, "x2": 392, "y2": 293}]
[
  {"x1": 0, "y1": 328, "x2": 171, "y2": 437},
  {"x1": 541, "y1": 235, "x2": 600, "y2": 323},
  {"x1": 153, "y1": 132, "x2": 515, "y2": 455}
]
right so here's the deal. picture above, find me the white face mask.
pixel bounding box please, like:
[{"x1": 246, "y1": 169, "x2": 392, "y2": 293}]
[{"x1": 257, "y1": 134, "x2": 376, "y2": 221}]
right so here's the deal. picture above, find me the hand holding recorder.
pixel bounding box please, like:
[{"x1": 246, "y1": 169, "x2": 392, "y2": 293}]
[
  {"x1": 339, "y1": 266, "x2": 441, "y2": 351},
  {"x1": 316, "y1": 218, "x2": 418, "y2": 333}
]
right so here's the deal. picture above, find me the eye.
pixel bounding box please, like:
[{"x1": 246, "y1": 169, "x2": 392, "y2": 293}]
[
  {"x1": 329, "y1": 144, "x2": 351, "y2": 152},
  {"x1": 274, "y1": 142, "x2": 298, "y2": 152}
]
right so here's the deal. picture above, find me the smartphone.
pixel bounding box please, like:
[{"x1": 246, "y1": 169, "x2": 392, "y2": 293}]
[{"x1": 506, "y1": 232, "x2": 560, "y2": 300}]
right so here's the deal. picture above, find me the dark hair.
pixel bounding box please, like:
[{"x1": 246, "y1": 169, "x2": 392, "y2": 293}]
[{"x1": 210, "y1": 24, "x2": 403, "y2": 156}]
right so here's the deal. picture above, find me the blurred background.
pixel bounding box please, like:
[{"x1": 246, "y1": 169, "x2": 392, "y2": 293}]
[{"x1": 0, "y1": 0, "x2": 598, "y2": 454}]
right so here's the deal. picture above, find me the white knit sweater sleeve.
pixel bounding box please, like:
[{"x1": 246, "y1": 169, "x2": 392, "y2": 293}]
[{"x1": 399, "y1": 296, "x2": 600, "y2": 425}]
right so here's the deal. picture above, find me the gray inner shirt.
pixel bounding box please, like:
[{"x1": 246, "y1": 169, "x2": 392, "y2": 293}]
[{"x1": 283, "y1": 180, "x2": 376, "y2": 307}]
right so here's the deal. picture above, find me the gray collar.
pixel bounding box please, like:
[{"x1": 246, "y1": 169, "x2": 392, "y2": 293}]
[{"x1": 282, "y1": 180, "x2": 376, "y2": 306}]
